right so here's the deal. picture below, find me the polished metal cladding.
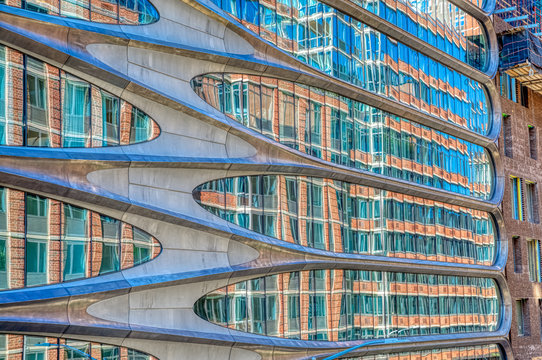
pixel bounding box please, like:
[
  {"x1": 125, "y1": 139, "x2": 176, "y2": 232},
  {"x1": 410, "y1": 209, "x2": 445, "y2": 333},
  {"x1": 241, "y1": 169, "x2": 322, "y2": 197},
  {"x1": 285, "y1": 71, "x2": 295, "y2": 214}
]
[
  {"x1": 0, "y1": 45, "x2": 160, "y2": 147},
  {"x1": 194, "y1": 175, "x2": 497, "y2": 265},
  {"x1": 195, "y1": 269, "x2": 500, "y2": 339},
  {"x1": 193, "y1": 74, "x2": 494, "y2": 200},
  {"x1": 0, "y1": 0, "x2": 158, "y2": 24},
  {"x1": 0, "y1": 0, "x2": 509, "y2": 355}
]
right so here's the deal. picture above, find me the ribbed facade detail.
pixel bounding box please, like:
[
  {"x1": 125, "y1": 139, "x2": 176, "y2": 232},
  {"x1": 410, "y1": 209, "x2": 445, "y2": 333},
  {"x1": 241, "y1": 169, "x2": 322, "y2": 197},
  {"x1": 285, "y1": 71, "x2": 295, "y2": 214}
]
[{"x1": 0, "y1": 0, "x2": 509, "y2": 357}]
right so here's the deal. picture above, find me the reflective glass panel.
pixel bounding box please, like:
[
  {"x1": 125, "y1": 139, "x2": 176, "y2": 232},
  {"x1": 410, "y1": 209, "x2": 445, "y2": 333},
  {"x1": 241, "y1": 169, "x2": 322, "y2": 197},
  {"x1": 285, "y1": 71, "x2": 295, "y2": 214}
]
[
  {"x1": 348, "y1": 0, "x2": 489, "y2": 71},
  {"x1": 0, "y1": 334, "x2": 158, "y2": 359},
  {"x1": 0, "y1": 44, "x2": 160, "y2": 148},
  {"x1": 0, "y1": 186, "x2": 160, "y2": 291},
  {"x1": 193, "y1": 74, "x2": 494, "y2": 200},
  {"x1": 194, "y1": 175, "x2": 497, "y2": 265},
  {"x1": 344, "y1": 344, "x2": 503, "y2": 359},
  {"x1": 0, "y1": 0, "x2": 158, "y2": 24},
  {"x1": 206, "y1": 0, "x2": 491, "y2": 129},
  {"x1": 195, "y1": 270, "x2": 501, "y2": 340}
]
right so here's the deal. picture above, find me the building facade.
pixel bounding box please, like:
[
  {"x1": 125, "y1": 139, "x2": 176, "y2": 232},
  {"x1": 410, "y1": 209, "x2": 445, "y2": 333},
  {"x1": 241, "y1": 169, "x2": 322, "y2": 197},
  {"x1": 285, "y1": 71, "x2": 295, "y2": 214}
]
[{"x1": 0, "y1": 0, "x2": 511, "y2": 359}]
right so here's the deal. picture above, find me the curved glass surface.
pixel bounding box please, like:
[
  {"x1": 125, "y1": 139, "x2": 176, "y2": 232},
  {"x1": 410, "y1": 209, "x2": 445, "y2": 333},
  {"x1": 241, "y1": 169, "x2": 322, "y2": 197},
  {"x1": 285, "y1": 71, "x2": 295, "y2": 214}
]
[
  {"x1": 0, "y1": 45, "x2": 160, "y2": 147},
  {"x1": 194, "y1": 270, "x2": 500, "y2": 340},
  {"x1": 0, "y1": 0, "x2": 158, "y2": 24},
  {"x1": 0, "y1": 186, "x2": 161, "y2": 289},
  {"x1": 193, "y1": 74, "x2": 494, "y2": 200},
  {"x1": 0, "y1": 334, "x2": 157, "y2": 359},
  {"x1": 205, "y1": 0, "x2": 491, "y2": 132},
  {"x1": 343, "y1": 344, "x2": 503, "y2": 360},
  {"x1": 349, "y1": 0, "x2": 489, "y2": 71},
  {"x1": 194, "y1": 175, "x2": 497, "y2": 265}
]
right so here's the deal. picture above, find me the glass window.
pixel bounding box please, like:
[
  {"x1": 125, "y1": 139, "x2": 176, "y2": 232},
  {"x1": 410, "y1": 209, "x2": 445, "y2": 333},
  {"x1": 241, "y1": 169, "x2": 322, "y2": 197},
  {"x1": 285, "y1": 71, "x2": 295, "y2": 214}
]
[
  {"x1": 526, "y1": 181, "x2": 539, "y2": 223},
  {"x1": 195, "y1": 270, "x2": 501, "y2": 341},
  {"x1": 0, "y1": 45, "x2": 158, "y2": 148},
  {"x1": 203, "y1": 0, "x2": 491, "y2": 124},
  {"x1": 527, "y1": 239, "x2": 541, "y2": 282},
  {"x1": 511, "y1": 176, "x2": 523, "y2": 221},
  {"x1": 26, "y1": 58, "x2": 50, "y2": 147},
  {"x1": 516, "y1": 298, "x2": 529, "y2": 336},
  {"x1": 193, "y1": 74, "x2": 494, "y2": 200},
  {"x1": 194, "y1": 175, "x2": 497, "y2": 265},
  {"x1": 62, "y1": 75, "x2": 90, "y2": 148}
]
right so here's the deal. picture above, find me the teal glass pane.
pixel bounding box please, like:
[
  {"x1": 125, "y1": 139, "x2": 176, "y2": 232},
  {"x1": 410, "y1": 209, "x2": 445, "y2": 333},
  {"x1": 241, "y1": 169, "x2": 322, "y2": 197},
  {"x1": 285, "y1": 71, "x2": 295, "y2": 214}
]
[
  {"x1": 132, "y1": 227, "x2": 153, "y2": 265},
  {"x1": 24, "y1": 337, "x2": 48, "y2": 360},
  {"x1": 62, "y1": 76, "x2": 90, "y2": 148},
  {"x1": 62, "y1": 204, "x2": 88, "y2": 281},
  {"x1": 26, "y1": 57, "x2": 50, "y2": 147},
  {"x1": 98, "y1": 215, "x2": 120, "y2": 275},
  {"x1": 130, "y1": 107, "x2": 151, "y2": 144},
  {"x1": 100, "y1": 92, "x2": 120, "y2": 146}
]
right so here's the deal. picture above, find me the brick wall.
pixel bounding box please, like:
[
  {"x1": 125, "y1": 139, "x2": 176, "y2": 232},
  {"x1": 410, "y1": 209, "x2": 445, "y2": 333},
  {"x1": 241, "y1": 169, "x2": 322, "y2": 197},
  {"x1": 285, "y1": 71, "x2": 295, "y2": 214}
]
[{"x1": 498, "y1": 72, "x2": 542, "y2": 359}]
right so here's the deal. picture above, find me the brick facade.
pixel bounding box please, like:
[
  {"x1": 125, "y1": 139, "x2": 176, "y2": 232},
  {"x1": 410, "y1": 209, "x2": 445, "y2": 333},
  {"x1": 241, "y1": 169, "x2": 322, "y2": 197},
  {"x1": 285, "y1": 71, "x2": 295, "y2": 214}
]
[{"x1": 498, "y1": 72, "x2": 542, "y2": 359}]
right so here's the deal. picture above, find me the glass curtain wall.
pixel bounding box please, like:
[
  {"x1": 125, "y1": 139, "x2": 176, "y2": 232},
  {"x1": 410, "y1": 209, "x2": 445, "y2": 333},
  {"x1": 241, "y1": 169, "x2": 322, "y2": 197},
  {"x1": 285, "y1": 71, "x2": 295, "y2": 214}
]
[
  {"x1": 0, "y1": 0, "x2": 159, "y2": 24},
  {"x1": 193, "y1": 75, "x2": 494, "y2": 199},
  {"x1": 0, "y1": 45, "x2": 159, "y2": 148},
  {"x1": 195, "y1": 270, "x2": 500, "y2": 340},
  {"x1": 0, "y1": 334, "x2": 158, "y2": 359},
  {"x1": 0, "y1": 186, "x2": 161, "y2": 291},
  {"x1": 342, "y1": 344, "x2": 503, "y2": 360},
  {"x1": 204, "y1": 0, "x2": 491, "y2": 130},
  {"x1": 194, "y1": 175, "x2": 497, "y2": 265},
  {"x1": 349, "y1": 0, "x2": 489, "y2": 71}
]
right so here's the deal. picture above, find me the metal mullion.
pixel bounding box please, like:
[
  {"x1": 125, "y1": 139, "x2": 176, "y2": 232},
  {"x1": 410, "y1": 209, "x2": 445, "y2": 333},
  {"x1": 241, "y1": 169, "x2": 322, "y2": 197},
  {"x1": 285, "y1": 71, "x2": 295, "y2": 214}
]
[
  {"x1": 22, "y1": 55, "x2": 27, "y2": 146},
  {"x1": 23, "y1": 192, "x2": 27, "y2": 287},
  {"x1": 88, "y1": 209, "x2": 93, "y2": 278}
]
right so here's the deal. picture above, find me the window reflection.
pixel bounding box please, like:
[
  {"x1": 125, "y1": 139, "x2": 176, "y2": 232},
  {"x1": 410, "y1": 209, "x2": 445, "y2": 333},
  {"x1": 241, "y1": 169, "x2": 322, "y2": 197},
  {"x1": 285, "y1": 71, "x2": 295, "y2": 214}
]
[
  {"x1": 195, "y1": 270, "x2": 500, "y2": 340},
  {"x1": 0, "y1": 334, "x2": 157, "y2": 359},
  {"x1": 195, "y1": 175, "x2": 497, "y2": 265},
  {"x1": 207, "y1": 0, "x2": 490, "y2": 122},
  {"x1": 193, "y1": 74, "x2": 493, "y2": 200},
  {"x1": 0, "y1": 0, "x2": 158, "y2": 24},
  {"x1": 343, "y1": 344, "x2": 502, "y2": 359},
  {"x1": 0, "y1": 45, "x2": 160, "y2": 148},
  {"x1": 0, "y1": 187, "x2": 161, "y2": 291},
  {"x1": 349, "y1": 0, "x2": 489, "y2": 71}
]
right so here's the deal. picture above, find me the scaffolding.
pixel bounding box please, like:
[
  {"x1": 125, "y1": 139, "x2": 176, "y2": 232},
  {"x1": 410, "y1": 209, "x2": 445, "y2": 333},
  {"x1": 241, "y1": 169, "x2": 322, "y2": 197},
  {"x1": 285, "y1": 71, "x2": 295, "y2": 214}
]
[
  {"x1": 495, "y1": 0, "x2": 542, "y2": 35},
  {"x1": 500, "y1": 28, "x2": 542, "y2": 92},
  {"x1": 496, "y1": 0, "x2": 542, "y2": 93}
]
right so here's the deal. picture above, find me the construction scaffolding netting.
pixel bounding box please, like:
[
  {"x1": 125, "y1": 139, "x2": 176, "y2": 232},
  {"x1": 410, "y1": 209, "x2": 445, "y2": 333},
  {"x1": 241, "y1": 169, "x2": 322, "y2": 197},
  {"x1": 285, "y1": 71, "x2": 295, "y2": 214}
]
[
  {"x1": 500, "y1": 28, "x2": 542, "y2": 70},
  {"x1": 500, "y1": 28, "x2": 542, "y2": 93}
]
